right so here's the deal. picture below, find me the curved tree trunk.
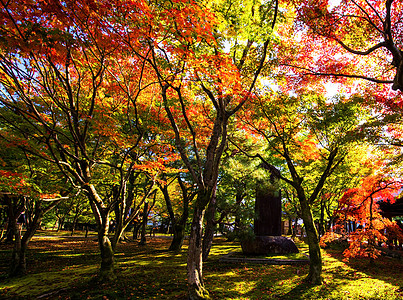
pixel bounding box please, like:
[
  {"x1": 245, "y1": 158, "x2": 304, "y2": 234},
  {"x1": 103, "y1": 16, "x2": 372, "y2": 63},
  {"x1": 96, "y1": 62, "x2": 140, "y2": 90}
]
[
  {"x1": 98, "y1": 230, "x2": 115, "y2": 281},
  {"x1": 132, "y1": 221, "x2": 140, "y2": 240},
  {"x1": 97, "y1": 215, "x2": 115, "y2": 281}
]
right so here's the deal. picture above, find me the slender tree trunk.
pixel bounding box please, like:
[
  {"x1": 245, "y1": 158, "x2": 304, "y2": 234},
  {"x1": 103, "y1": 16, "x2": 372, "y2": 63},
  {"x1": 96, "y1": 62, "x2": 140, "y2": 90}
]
[
  {"x1": 70, "y1": 217, "x2": 76, "y2": 236},
  {"x1": 57, "y1": 217, "x2": 64, "y2": 232},
  {"x1": 319, "y1": 198, "x2": 325, "y2": 237},
  {"x1": 139, "y1": 202, "x2": 148, "y2": 246},
  {"x1": 0, "y1": 226, "x2": 4, "y2": 241},
  {"x1": 160, "y1": 177, "x2": 190, "y2": 252},
  {"x1": 187, "y1": 206, "x2": 210, "y2": 300},
  {"x1": 287, "y1": 217, "x2": 293, "y2": 236},
  {"x1": 112, "y1": 186, "x2": 125, "y2": 249},
  {"x1": 70, "y1": 208, "x2": 82, "y2": 236},
  {"x1": 5, "y1": 224, "x2": 14, "y2": 243}
]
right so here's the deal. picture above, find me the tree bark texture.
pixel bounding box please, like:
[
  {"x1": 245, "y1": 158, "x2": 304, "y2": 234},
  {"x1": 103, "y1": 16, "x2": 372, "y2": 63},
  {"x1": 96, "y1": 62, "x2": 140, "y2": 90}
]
[
  {"x1": 98, "y1": 224, "x2": 116, "y2": 281},
  {"x1": 187, "y1": 206, "x2": 210, "y2": 300},
  {"x1": 86, "y1": 186, "x2": 116, "y2": 281},
  {"x1": 202, "y1": 191, "x2": 216, "y2": 261}
]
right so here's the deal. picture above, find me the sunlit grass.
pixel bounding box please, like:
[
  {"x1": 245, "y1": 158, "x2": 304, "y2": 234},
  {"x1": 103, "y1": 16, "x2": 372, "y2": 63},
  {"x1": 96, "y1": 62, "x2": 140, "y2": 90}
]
[{"x1": 0, "y1": 234, "x2": 402, "y2": 299}]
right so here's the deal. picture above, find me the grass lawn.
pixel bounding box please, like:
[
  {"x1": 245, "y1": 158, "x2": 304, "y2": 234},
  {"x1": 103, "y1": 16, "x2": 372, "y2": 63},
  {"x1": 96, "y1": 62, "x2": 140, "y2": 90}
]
[{"x1": 0, "y1": 231, "x2": 402, "y2": 299}]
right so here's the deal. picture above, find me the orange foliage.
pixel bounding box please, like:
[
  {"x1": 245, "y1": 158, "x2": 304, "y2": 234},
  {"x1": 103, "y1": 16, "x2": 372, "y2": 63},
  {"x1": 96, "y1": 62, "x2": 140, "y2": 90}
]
[{"x1": 335, "y1": 171, "x2": 402, "y2": 261}]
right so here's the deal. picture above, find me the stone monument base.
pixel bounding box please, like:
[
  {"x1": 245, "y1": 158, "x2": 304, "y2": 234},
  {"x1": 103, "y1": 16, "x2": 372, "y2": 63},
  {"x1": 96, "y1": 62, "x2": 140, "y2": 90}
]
[{"x1": 241, "y1": 236, "x2": 299, "y2": 255}]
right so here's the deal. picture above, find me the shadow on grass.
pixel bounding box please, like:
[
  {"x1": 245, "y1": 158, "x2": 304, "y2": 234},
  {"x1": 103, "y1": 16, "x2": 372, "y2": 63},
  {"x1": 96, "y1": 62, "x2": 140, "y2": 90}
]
[
  {"x1": 1, "y1": 235, "x2": 403, "y2": 299},
  {"x1": 327, "y1": 244, "x2": 403, "y2": 279}
]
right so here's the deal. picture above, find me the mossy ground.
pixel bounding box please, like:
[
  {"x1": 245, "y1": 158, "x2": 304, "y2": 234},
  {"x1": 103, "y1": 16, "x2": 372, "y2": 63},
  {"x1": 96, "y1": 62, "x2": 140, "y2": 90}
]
[{"x1": 0, "y1": 231, "x2": 402, "y2": 299}]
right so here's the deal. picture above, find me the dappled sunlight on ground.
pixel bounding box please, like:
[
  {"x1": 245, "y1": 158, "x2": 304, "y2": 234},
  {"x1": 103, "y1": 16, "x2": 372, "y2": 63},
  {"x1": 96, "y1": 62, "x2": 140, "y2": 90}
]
[{"x1": 0, "y1": 234, "x2": 402, "y2": 299}]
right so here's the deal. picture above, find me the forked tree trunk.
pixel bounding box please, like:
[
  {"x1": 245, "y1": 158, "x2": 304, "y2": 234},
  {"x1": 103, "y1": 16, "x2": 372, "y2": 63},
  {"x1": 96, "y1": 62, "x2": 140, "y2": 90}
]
[
  {"x1": 160, "y1": 177, "x2": 190, "y2": 252},
  {"x1": 187, "y1": 207, "x2": 210, "y2": 300},
  {"x1": 9, "y1": 202, "x2": 47, "y2": 277},
  {"x1": 87, "y1": 186, "x2": 116, "y2": 281},
  {"x1": 10, "y1": 222, "x2": 26, "y2": 276},
  {"x1": 169, "y1": 224, "x2": 186, "y2": 252}
]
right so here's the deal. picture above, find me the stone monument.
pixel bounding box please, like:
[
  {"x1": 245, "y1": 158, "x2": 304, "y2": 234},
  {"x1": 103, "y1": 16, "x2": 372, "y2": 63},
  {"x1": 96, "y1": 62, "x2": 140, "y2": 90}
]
[{"x1": 241, "y1": 163, "x2": 299, "y2": 254}]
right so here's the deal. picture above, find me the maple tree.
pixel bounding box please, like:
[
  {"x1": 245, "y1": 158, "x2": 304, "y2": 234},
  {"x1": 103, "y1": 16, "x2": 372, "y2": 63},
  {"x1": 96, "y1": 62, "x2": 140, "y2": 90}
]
[
  {"x1": 0, "y1": 0, "x2": 174, "y2": 280},
  {"x1": 112, "y1": 0, "x2": 280, "y2": 297},
  {"x1": 236, "y1": 91, "x2": 368, "y2": 284},
  {"x1": 324, "y1": 158, "x2": 403, "y2": 262},
  {"x1": 0, "y1": 134, "x2": 67, "y2": 276}
]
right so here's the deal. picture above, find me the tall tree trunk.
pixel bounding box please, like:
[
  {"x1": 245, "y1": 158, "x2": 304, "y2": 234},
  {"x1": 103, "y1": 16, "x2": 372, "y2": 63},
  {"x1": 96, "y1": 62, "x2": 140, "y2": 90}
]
[
  {"x1": 70, "y1": 213, "x2": 78, "y2": 236},
  {"x1": 187, "y1": 206, "x2": 209, "y2": 300},
  {"x1": 299, "y1": 195, "x2": 322, "y2": 285},
  {"x1": 202, "y1": 189, "x2": 216, "y2": 261},
  {"x1": 87, "y1": 186, "x2": 116, "y2": 281},
  {"x1": 5, "y1": 223, "x2": 14, "y2": 243}
]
